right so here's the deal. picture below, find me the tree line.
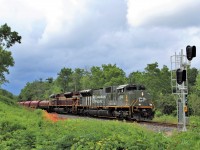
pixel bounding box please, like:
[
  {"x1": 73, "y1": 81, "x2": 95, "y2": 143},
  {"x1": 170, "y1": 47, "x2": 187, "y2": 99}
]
[{"x1": 18, "y1": 63, "x2": 200, "y2": 116}]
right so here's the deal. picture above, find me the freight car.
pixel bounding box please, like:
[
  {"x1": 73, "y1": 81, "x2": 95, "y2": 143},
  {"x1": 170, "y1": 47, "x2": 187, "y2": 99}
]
[{"x1": 19, "y1": 84, "x2": 155, "y2": 121}]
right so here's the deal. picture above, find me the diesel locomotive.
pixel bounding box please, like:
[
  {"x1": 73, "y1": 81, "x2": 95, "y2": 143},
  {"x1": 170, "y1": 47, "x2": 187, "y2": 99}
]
[{"x1": 19, "y1": 84, "x2": 155, "y2": 121}]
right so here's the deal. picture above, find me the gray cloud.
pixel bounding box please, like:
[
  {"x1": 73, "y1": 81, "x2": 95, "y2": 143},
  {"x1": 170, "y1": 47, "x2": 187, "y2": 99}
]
[
  {"x1": 1, "y1": 0, "x2": 200, "y2": 95},
  {"x1": 141, "y1": 2, "x2": 200, "y2": 28}
]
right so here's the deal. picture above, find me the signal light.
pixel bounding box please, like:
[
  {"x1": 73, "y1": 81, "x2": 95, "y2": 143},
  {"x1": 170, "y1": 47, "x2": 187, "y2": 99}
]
[
  {"x1": 185, "y1": 96, "x2": 188, "y2": 106},
  {"x1": 186, "y1": 45, "x2": 196, "y2": 61},
  {"x1": 176, "y1": 69, "x2": 186, "y2": 85},
  {"x1": 184, "y1": 106, "x2": 188, "y2": 112}
]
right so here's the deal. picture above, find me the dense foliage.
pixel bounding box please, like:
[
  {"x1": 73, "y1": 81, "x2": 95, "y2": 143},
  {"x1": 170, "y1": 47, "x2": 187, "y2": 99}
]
[
  {"x1": 0, "y1": 96, "x2": 200, "y2": 149},
  {"x1": 19, "y1": 64, "x2": 127, "y2": 99}
]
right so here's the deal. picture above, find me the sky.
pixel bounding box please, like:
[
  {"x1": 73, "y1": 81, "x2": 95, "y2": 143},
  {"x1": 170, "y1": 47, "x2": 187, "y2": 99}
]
[{"x1": 0, "y1": 0, "x2": 199, "y2": 95}]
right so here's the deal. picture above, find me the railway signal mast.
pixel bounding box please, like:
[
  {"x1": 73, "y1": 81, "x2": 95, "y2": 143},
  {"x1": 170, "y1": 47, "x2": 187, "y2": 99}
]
[{"x1": 171, "y1": 45, "x2": 196, "y2": 131}]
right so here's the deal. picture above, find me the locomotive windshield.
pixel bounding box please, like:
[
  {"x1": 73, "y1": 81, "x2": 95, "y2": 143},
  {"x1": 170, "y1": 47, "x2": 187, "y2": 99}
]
[
  {"x1": 126, "y1": 84, "x2": 137, "y2": 91},
  {"x1": 116, "y1": 84, "x2": 146, "y2": 92}
]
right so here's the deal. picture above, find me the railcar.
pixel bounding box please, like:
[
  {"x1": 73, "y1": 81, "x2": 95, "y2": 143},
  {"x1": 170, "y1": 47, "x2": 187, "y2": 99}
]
[{"x1": 19, "y1": 84, "x2": 155, "y2": 121}]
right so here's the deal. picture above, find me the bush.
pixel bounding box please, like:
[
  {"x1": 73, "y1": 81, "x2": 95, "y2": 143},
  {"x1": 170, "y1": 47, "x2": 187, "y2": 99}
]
[{"x1": 155, "y1": 110, "x2": 163, "y2": 117}]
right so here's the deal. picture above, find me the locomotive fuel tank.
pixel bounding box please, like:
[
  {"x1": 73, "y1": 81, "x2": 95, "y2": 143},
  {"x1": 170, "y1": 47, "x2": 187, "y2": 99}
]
[
  {"x1": 87, "y1": 110, "x2": 111, "y2": 117},
  {"x1": 54, "y1": 108, "x2": 65, "y2": 113}
]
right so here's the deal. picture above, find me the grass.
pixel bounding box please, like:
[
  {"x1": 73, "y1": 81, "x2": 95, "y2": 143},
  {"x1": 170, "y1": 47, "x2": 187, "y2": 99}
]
[
  {"x1": 0, "y1": 95, "x2": 200, "y2": 149},
  {"x1": 153, "y1": 115, "x2": 177, "y2": 124}
]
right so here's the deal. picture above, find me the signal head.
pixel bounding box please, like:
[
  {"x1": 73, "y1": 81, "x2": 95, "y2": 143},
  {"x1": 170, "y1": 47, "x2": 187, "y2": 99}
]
[
  {"x1": 186, "y1": 45, "x2": 196, "y2": 61},
  {"x1": 176, "y1": 69, "x2": 186, "y2": 85}
]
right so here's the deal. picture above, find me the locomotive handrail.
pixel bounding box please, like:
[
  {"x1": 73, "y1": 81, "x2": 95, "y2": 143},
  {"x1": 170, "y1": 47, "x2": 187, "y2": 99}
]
[{"x1": 131, "y1": 99, "x2": 138, "y2": 107}]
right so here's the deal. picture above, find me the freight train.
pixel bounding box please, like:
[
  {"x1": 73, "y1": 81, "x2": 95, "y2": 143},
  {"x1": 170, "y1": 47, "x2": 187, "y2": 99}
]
[{"x1": 18, "y1": 84, "x2": 155, "y2": 121}]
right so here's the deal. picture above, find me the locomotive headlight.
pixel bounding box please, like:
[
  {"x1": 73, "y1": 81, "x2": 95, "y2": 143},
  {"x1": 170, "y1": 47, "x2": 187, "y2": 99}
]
[
  {"x1": 141, "y1": 92, "x2": 144, "y2": 97},
  {"x1": 149, "y1": 103, "x2": 152, "y2": 106},
  {"x1": 138, "y1": 103, "x2": 141, "y2": 106}
]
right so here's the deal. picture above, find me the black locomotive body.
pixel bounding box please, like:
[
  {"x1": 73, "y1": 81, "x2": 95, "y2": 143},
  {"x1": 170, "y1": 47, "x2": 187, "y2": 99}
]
[
  {"x1": 19, "y1": 84, "x2": 155, "y2": 121},
  {"x1": 78, "y1": 84, "x2": 155, "y2": 120}
]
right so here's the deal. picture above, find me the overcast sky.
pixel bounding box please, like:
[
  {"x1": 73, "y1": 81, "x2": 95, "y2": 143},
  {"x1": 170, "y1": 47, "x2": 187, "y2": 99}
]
[{"x1": 0, "y1": 0, "x2": 199, "y2": 95}]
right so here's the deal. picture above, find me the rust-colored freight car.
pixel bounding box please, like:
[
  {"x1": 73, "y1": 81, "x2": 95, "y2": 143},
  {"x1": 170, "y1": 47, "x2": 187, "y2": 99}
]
[
  {"x1": 38, "y1": 101, "x2": 49, "y2": 110},
  {"x1": 18, "y1": 101, "x2": 25, "y2": 106},
  {"x1": 24, "y1": 101, "x2": 31, "y2": 107},
  {"x1": 30, "y1": 101, "x2": 40, "y2": 109}
]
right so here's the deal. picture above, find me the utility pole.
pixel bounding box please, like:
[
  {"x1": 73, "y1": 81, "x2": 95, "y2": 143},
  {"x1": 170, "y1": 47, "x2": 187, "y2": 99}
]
[{"x1": 171, "y1": 46, "x2": 196, "y2": 131}]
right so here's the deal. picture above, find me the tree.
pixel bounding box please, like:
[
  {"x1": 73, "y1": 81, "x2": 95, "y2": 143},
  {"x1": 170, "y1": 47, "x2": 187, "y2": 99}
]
[
  {"x1": 90, "y1": 66, "x2": 104, "y2": 89},
  {"x1": 46, "y1": 77, "x2": 53, "y2": 83},
  {"x1": 159, "y1": 65, "x2": 171, "y2": 94},
  {"x1": 0, "y1": 23, "x2": 21, "y2": 49},
  {"x1": 188, "y1": 93, "x2": 200, "y2": 116},
  {"x1": 0, "y1": 48, "x2": 14, "y2": 84},
  {"x1": 188, "y1": 67, "x2": 198, "y2": 86},
  {"x1": 0, "y1": 23, "x2": 21, "y2": 84},
  {"x1": 102, "y1": 64, "x2": 126, "y2": 87},
  {"x1": 128, "y1": 71, "x2": 145, "y2": 85},
  {"x1": 18, "y1": 78, "x2": 55, "y2": 100},
  {"x1": 71, "y1": 68, "x2": 84, "y2": 91},
  {"x1": 158, "y1": 94, "x2": 176, "y2": 115},
  {"x1": 87, "y1": 64, "x2": 127, "y2": 89},
  {"x1": 144, "y1": 62, "x2": 161, "y2": 101},
  {"x1": 187, "y1": 67, "x2": 198, "y2": 93},
  {"x1": 57, "y1": 68, "x2": 73, "y2": 92},
  {"x1": 195, "y1": 70, "x2": 200, "y2": 95},
  {"x1": 79, "y1": 64, "x2": 127, "y2": 90},
  {"x1": 80, "y1": 70, "x2": 92, "y2": 90}
]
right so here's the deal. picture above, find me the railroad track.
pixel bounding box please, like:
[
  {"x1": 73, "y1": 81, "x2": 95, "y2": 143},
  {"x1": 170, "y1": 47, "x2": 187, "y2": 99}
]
[
  {"x1": 56, "y1": 113, "x2": 180, "y2": 133},
  {"x1": 58, "y1": 113, "x2": 177, "y2": 127},
  {"x1": 137, "y1": 120, "x2": 177, "y2": 128}
]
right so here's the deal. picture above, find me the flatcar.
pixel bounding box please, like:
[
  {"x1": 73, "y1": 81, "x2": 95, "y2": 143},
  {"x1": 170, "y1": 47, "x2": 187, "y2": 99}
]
[{"x1": 19, "y1": 84, "x2": 155, "y2": 121}]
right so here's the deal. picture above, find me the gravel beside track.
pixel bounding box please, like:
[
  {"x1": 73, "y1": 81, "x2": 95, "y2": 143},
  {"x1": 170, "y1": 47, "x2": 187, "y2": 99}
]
[
  {"x1": 58, "y1": 114, "x2": 91, "y2": 119},
  {"x1": 138, "y1": 122, "x2": 177, "y2": 135}
]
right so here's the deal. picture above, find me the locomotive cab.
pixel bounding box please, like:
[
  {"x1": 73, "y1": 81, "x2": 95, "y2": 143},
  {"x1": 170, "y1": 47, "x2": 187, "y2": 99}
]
[{"x1": 115, "y1": 84, "x2": 155, "y2": 120}]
